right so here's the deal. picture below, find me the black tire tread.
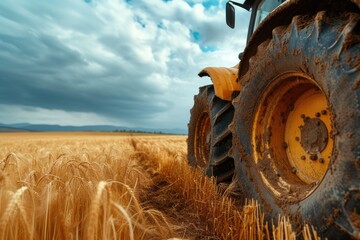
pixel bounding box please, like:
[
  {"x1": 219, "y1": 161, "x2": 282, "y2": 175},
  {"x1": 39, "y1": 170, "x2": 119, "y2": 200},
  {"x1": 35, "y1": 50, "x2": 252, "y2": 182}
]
[{"x1": 210, "y1": 93, "x2": 234, "y2": 183}]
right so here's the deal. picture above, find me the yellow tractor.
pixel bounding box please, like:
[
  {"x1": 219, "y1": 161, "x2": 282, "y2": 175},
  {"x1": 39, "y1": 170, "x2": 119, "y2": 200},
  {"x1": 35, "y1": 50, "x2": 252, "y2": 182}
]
[{"x1": 187, "y1": 0, "x2": 360, "y2": 238}]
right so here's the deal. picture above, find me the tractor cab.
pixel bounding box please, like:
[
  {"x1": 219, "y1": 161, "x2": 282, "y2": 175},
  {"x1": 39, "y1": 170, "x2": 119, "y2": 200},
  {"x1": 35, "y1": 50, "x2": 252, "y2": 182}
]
[{"x1": 226, "y1": 0, "x2": 285, "y2": 41}]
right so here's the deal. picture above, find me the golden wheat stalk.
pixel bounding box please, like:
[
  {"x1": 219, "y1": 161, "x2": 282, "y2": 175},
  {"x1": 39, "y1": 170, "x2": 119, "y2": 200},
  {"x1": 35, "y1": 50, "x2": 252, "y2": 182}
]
[
  {"x1": 0, "y1": 133, "x2": 324, "y2": 240},
  {"x1": 0, "y1": 152, "x2": 21, "y2": 171},
  {"x1": 87, "y1": 181, "x2": 108, "y2": 240},
  {"x1": 111, "y1": 201, "x2": 134, "y2": 240},
  {"x1": 17, "y1": 194, "x2": 33, "y2": 239},
  {"x1": 0, "y1": 186, "x2": 28, "y2": 238}
]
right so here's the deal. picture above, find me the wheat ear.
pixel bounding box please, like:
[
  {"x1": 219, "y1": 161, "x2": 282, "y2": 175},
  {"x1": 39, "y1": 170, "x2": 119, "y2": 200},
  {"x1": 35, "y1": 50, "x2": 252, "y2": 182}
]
[
  {"x1": 0, "y1": 187, "x2": 28, "y2": 237},
  {"x1": 87, "y1": 181, "x2": 107, "y2": 240}
]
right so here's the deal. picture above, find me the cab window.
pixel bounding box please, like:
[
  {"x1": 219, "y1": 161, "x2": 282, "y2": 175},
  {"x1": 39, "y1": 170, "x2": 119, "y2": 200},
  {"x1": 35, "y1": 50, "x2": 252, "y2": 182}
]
[{"x1": 254, "y1": 0, "x2": 284, "y2": 30}]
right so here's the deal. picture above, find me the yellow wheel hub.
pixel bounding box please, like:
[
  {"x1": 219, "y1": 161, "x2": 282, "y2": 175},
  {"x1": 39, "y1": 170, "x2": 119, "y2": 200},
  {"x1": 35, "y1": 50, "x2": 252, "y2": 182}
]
[
  {"x1": 252, "y1": 72, "x2": 332, "y2": 199},
  {"x1": 285, "y1": 89, "x2": 333, "y2": 184}
]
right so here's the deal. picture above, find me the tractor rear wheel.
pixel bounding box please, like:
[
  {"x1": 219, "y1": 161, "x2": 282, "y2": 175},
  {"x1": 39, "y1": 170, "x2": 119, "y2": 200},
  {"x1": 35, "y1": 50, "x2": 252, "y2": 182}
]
[
  {"x1": 188, "y1": 85, "x2": 235, "y2": 183},
  {"x1": 231, "y1": 11, "x2": 360, "y2": 238}
]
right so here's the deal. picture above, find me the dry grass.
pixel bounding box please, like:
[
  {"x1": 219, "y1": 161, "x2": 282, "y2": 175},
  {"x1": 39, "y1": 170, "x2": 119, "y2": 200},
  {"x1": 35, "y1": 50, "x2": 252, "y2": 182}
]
[{"x1": 0, "y1": 132, "x2": 321, "y2": 239}]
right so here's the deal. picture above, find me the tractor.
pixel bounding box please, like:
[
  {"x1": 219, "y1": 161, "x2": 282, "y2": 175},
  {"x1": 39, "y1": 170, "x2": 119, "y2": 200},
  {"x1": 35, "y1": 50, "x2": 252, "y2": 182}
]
[{"x1": 187, "y1": 0, "x2": 360, "y2": 238}]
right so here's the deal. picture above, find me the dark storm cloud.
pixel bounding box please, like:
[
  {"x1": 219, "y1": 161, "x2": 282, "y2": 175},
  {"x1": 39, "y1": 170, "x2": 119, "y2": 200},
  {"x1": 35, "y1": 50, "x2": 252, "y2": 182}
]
[
  {"x1": 0, "y1": 0, "x2": 171, "y2": 125},
  {"x1": 0, "y1": 0, "x2": 249, "y2": 128}
]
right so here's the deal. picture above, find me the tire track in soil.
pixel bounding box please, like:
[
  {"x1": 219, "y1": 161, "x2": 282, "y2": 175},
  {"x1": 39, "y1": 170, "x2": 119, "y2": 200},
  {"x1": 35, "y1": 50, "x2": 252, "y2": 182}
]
[
  {"x1": 140, "y1": 174, "x2": 220, "y2": 239},
  {"x1": 138, "y1": 157, "x2": 221, "y2": 239}
]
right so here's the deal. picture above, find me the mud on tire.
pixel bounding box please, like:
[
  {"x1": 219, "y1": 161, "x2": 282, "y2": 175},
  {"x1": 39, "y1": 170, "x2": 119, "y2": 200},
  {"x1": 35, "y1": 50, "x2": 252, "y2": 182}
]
[{"x1": 231, "y1": 11, "x2": 360, "y2": 238}]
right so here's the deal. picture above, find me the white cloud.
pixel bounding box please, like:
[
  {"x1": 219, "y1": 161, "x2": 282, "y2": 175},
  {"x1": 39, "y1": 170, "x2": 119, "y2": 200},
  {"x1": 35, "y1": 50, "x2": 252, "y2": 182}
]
[
  {"x1": 0, "y1": 0, "x2": 250, "y2": 129},
  {"x1": 0, "y1": 104, "x2": 126, "y2": 126}
]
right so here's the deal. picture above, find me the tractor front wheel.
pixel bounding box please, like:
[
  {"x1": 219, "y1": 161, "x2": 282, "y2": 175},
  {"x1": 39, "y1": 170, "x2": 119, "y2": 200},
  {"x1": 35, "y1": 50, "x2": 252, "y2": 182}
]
[
  {"x1": 231, "y1": 11, "x2": 360, "y2": 238},
  {"x1": 188, "y1": 85, "x2": 235, "y2": 183}
]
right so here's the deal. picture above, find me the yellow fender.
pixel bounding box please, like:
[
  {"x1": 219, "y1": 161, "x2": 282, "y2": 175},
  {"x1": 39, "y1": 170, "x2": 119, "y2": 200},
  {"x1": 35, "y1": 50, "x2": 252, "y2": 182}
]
[{"x1": 198, "y1": 65, "x2": 241, "y2": 101}]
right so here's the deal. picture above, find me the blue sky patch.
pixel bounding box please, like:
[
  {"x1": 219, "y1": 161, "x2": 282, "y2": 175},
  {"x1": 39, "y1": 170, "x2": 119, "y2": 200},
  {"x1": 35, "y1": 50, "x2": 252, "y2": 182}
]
[
  {"x1": 190, "y1": 30, "x2": 216, "y2": 52},
  {"x1": 182, "y1": 0, "x2": 220, "y2": 9},
  {"x1": 191, "y1": 30, "x2": 200, "y2": 42},
  {"x1": 202, "y1": 0, "x2": 219, "y2": 8},
  {"x1": 200, "y1": 45, "x2": 216, "y2": 52}
]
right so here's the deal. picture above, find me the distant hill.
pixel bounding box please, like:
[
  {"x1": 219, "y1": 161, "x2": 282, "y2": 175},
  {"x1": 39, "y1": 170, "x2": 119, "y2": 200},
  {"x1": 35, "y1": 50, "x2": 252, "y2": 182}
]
[
  {"x1": 0, "y1": 126, "x2": 31, "y2": 132},
  {"x1": 0, "y1": 123, "x2": 187, "y2": 135}
]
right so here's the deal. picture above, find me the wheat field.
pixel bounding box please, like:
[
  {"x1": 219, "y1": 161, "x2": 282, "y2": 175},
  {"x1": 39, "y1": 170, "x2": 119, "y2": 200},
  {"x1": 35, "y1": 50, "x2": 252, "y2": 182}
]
[{"x1": 0, "y1": 132, "x2": 321, "y2": 240}]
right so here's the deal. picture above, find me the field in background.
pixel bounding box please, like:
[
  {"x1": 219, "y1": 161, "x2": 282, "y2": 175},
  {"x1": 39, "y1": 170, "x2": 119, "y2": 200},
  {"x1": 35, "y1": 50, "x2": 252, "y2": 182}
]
[{"x1": 0, "y1": 132, "x2": 320, "y2": 239}]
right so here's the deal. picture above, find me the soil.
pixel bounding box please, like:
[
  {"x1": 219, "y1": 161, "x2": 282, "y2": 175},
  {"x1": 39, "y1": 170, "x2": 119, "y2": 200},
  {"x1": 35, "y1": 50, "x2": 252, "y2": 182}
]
[
  {"x1": 350, "y1": 212, "x2": 360, "y2": 229},
  {"x1": 140, "y1": 173, "x2": 220, "y2": 239}
]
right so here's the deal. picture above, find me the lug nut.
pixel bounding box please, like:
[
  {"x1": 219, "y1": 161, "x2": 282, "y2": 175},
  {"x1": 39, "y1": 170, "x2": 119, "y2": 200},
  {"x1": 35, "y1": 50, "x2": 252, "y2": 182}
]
[
  {"x1": 291, "y1": 168, "x2": 297, "y2": 174},
  {"x1": 295, "y1": 137, "x2": 300, "y2": 141},
  {"x1": 333, "y1": 208, "x2": 341, "y2": 217},
  {"x1": 321, "y1": 110, "x2": 327, "y2": 115},
  {"x1": 319, "y1": 158, "x2": 325, "y2": 163},
  {"x1": 282, "y1": 142, "x2": 288, "y2": 149},
  {"x1": 310, "y1": 154, "x2": 318, "y2": 161},
  {"x1": 344, "y1": 192, "x2": 351, "y2": 201},
  {"x1": 301, "y1": 155, "x2": 306, "y2": 160},
  {"x1": 301, "y1": 114, "x2": 306, "y2": 119},
  {"x1": 315, "y1": 112, "x2": 321, "y2": 117}
]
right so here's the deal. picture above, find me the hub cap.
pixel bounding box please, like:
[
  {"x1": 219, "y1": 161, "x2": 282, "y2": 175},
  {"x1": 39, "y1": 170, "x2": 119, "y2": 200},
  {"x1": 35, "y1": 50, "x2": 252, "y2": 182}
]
[
  {"x1": 300, "y1": 118, "x2": 328, "y2": 154},
  {"x1": 252, "y1": 72, "x2": 333, "y2": 200}
]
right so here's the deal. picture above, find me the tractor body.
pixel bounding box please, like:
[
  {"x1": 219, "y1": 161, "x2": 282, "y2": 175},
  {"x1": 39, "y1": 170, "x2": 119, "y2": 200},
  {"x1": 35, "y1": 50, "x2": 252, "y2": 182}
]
[{"x1": 187, "y1": 0, "x2": 360, "y2": 238}]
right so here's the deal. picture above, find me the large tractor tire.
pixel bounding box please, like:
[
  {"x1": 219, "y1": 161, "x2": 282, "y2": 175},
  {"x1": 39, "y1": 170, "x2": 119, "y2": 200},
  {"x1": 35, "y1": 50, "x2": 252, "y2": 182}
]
[
  {"x1": 188, "y1": 85, "x2": 235, "y2": 183},
  {"x1": 231, "y1": 11, "x2": 360, "y2": 238}
]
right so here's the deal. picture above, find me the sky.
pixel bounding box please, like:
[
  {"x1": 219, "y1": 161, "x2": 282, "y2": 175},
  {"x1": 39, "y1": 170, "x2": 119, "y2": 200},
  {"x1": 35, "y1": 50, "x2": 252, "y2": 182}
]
[{"x1": 0, "y1": 0, "x2": 250, "y2": 129}]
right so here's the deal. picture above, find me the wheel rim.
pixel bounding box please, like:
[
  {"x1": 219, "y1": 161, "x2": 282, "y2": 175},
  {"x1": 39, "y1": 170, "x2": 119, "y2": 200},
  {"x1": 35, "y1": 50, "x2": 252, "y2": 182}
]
[
  {"x1": 195, "y1": 112, "x2": 211, "y2": 167},
  {"x1": 252, "y1": 72, "x2": 333, "y2": 201}
]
